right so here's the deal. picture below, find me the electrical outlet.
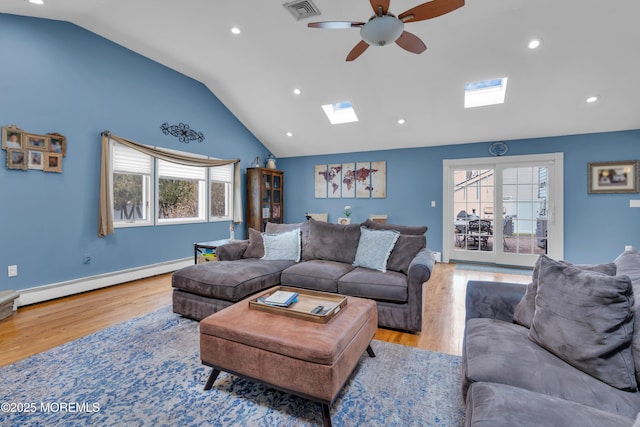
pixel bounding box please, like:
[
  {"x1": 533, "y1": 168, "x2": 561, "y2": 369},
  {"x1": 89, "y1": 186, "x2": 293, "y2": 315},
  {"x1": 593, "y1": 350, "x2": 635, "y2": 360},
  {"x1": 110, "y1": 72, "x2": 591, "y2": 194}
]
[
  {"x1": 431, "y1": 200, "x2": 436, "y2": 208},
  {"x1": 83, "y1": 255, "x2": 91, "y2": 264},
  {"x1": 7, "y1": 265, "x2": 17, "y2": 277}
]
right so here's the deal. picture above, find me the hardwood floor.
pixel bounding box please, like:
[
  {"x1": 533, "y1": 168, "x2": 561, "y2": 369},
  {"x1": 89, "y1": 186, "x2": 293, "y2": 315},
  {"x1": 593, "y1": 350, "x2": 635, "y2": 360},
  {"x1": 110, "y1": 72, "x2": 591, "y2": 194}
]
[{"x1": 0, "y1": 263, "x2": 530, "y2": 367}]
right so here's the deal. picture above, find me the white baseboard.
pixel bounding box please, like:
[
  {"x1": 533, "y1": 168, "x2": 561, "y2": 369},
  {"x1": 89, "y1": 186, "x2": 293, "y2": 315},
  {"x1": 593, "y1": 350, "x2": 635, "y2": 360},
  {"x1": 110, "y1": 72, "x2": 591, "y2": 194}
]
[{"x1": 15, "y1": 258, "x2": 192, "y2": 308}]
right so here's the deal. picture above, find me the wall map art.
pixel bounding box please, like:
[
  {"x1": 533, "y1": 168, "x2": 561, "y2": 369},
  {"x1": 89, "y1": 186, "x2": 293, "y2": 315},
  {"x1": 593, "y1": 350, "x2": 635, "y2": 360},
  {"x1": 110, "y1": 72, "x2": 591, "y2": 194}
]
[{"x1": 314, "y1": 161, "x2": 386, "y2": 199}]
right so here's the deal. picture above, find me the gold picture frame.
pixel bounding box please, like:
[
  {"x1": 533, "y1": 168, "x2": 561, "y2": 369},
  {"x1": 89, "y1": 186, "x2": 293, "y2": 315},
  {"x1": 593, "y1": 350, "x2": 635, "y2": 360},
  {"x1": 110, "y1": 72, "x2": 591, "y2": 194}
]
[
  {"x1": 25, "y1": 133, "x2": 49, "y2": 151},
  {"x1": 588, "y1": 160, "x2": 639, "y2": 194},
  {"x1": 6, "y1": 149, "x2": 28, "y2": 170},
  {"x1": 44, "y1": 152, "x2": 63, "y2": 173},
  {"x1": 2, "y1": 126, "x2": 24, "y2": 150},
  {"x1": 47, "y1": 132, "x2": 67, "y2": 156}
]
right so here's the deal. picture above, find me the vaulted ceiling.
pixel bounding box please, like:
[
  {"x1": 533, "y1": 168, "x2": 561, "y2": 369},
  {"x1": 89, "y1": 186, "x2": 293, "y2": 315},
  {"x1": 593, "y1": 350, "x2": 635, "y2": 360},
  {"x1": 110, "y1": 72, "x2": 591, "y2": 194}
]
[{"x1": 3, "y1": 0, "x2": 640, "y2": 157}]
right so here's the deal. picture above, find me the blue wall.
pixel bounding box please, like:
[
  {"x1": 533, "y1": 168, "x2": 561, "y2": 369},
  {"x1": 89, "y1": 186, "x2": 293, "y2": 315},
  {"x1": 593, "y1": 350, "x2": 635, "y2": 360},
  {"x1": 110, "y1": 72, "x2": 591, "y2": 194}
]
[
  {"x1": 279, "y1": 130, "x2": 640, "y2": 264},
  {"x1": 0, "y1": 14, "x2": 269, "y2": 292},
  {"x1": 2, "y1": 14, "x2": 639, "y2": 295}
]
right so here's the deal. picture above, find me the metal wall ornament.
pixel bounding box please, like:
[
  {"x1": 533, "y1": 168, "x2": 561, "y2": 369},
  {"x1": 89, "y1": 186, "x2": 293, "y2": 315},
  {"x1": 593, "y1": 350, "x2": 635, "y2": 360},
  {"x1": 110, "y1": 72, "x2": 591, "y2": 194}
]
[{"x1": 160, "y1": 122, "x2": 205, "y2": 144}]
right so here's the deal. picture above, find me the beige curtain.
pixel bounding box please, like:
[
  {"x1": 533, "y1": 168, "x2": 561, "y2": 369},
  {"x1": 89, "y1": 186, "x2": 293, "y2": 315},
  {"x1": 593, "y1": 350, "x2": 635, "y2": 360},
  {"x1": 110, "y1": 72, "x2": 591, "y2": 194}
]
[{"x1": 98, "y1": 132, "x2": 242, "y2": 237}]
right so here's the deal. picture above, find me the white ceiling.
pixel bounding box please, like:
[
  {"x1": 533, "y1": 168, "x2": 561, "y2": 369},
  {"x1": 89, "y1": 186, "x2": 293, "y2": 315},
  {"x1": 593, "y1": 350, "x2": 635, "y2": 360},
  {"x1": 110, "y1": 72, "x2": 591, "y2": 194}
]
[{"x1": 3, "y1": 0, "x2": 640, "y2": 158}]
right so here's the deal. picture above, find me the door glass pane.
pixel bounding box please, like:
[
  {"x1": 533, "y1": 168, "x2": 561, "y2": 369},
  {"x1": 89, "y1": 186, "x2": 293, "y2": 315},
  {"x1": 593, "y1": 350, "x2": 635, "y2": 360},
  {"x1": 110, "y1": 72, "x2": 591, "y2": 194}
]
[
  {"x1": 502, "y1": 166, "x2": 548, "y2": 255},
  {"x1": 453, "y1": 169, "x2": 495, "y2": 252}
]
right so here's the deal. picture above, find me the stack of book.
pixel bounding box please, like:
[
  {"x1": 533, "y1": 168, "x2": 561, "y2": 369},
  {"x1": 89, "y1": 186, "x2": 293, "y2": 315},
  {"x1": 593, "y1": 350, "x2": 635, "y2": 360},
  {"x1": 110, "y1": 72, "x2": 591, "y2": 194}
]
[{"x1": 262, "y1": 290, "x2": 298, "y2": 307}]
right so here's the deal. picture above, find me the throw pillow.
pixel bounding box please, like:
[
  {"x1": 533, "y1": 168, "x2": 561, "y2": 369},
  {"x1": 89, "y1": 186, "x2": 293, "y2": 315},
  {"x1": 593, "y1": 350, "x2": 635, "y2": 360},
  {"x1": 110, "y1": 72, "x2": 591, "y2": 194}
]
[
  {"x1": 243, "y1": 228, "x2": 265, "y2": 258},
  {"x1": 513, "y1": 256, "x2": 617, "y2": 328},
  {"x1": 261, "y1": 228, "x2": 301, "y2": 262},
  {"x1": 614, "y1": 248, "x2": 640, "y2": 385},
  {"x1": 303, "y1": 219, "x2": 362, "y2": 264},
  {"x1": 352, "y1": 227, "x2": 400, "y2": 273},
  {"x1": 363, "y1": 219, "x2": 427, "y2": 235},
  {"x1": 266, "y1": 221, "x2": 310, "y2": 259},
  {"x1": 529, "y1": 255, "x2": 636, "y2": 391},
  {"x1": 386, "y1": 234, "x2": 426, "y2": 274}
]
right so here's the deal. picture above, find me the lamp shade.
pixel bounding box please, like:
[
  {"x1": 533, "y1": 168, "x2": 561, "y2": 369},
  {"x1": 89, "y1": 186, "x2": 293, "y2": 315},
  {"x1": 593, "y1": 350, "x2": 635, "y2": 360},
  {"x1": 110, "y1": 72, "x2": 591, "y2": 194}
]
[{"x1": 360, "y1": 15, "x2": 404, "y2": 47}]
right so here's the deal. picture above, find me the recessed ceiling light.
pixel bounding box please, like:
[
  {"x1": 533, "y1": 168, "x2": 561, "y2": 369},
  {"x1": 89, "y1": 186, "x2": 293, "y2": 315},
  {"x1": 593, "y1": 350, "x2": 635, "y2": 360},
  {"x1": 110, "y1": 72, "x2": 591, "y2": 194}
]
[
  {"x1": 528, "y1": 39, "x2": 541, "y2": 49},
  {"x1": 586, "y1": 96, "x2": 599, "y2": 103},
  {"x1": 397, "y1": 119, "x2": 406, "y2": 125},
  {"x1": 286, "y1": 132, "x2": 293, "y2": 137},
  {"x1": 293, "y1": 88, "x2": 301, "y2": 95},
  {"x1": 230, "y1": 27, "x2": 241, "y2": 35}
]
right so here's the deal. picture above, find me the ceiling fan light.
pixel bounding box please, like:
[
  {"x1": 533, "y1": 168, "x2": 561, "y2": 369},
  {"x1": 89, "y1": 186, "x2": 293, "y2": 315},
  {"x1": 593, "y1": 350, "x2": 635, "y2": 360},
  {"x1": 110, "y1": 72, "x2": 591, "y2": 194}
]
[{"x1": 360, "y1": 16, "x2": 404, "y2": 47}]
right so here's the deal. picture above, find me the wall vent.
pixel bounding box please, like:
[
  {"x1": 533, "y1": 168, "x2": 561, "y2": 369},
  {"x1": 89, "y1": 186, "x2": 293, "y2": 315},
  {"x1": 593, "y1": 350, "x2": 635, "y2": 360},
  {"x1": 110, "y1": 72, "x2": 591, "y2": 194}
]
[{"x1": 283, "y1": 0, "x2": 321, "y2": 21}]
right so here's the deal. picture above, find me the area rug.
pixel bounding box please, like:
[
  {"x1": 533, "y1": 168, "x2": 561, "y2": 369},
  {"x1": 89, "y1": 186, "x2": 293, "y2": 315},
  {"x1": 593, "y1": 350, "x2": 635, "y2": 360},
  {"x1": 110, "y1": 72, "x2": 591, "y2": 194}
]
[
  {"x1": 455, "y1": 263, "x2": 533, "y2": 276},
  {"x1": 0, "y1": 306, "x2": 465, "y2": 427}
]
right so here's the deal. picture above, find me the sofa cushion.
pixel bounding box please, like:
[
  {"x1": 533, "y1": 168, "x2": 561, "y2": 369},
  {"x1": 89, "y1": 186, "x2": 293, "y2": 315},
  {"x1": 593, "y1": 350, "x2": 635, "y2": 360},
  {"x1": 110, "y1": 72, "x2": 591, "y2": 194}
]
[
  {"x1": 303, "y1": 219, "x2": 361, "y2": 264},
  {"x1": 243, "y1": 228, "x2": 265, "y2": 259},
  {"x1": 171, "y1": 259, "x2": 295, "y2": 302},
  {"x1": 362, "y1": 219, "x2": 427, "y2": 235},
  {"x1": 513, "y1": 256, "x2": 617, "y2": 328},
  {"x1": 387, "y1": 234, "x2": 426, "y2": 274},
  {"x1": 280, "y1": 260, "x2": 354, "y2": 293},
  {"x1": 615, "y1": 248, "x2": 640, "y2": 385},
  {"x1": 466, "y1": 382, "x2": 635, "y2": 427},
  {"x1": 463, "y1": 318, "x2": 640, "y2": 418},
  {"x1": 262, "y1": 228, "x2": 301, "y2": 262},
  {"x1": 352, "y1": 227, "x2": 399, "y2": 273},
  {"x1": 529, "y1": 255, "x2": 636, "y2": 391},
  {"x1": 338, "y1": 268, "x2": 408, "y2": 303}
]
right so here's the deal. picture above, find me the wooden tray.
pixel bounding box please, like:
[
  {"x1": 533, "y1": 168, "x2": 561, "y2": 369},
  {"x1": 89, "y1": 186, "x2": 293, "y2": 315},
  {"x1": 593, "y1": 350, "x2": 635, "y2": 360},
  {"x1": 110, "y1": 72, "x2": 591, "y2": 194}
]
[{"x1": 248, "y1": 286, "x2": 348, "y2": 324}]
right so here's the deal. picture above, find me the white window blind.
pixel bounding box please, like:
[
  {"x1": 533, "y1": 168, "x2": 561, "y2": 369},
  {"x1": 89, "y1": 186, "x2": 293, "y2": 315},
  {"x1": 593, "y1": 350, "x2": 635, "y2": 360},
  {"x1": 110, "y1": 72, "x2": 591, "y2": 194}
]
[
  {"x1": 210, "y1": 164, "x2": 233, "y2": 182},
  {"x1": 157, "y1": 159, "x2": 205, "y2": 180},
  {"x1": 112, "y1": 142, "x2": 152, "y2": 174}
]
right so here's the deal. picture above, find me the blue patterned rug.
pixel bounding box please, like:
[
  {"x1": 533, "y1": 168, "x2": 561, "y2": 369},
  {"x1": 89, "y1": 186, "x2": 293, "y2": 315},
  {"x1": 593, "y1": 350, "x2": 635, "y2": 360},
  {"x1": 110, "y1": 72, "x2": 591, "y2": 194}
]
[{"x1": 0, "y1": 306, "x2": 465, "y2": 426}]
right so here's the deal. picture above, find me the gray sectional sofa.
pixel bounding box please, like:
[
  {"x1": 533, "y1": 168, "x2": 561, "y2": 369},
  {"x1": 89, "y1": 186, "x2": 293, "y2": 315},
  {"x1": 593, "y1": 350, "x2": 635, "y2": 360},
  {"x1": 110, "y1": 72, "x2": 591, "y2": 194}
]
[
  {"x1": 462, "y1": 249, "x2": 640, "y2": 427},
  {"x1": 172, "y1": 219, "x2": 435, "y2": 333}
]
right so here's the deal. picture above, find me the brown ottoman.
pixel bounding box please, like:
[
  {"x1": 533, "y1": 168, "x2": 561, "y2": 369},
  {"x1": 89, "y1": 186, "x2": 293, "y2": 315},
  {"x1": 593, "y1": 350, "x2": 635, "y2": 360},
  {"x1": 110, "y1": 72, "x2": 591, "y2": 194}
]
[{"x1": 200, "y1": 288, "x2": 378, "y2": 427}]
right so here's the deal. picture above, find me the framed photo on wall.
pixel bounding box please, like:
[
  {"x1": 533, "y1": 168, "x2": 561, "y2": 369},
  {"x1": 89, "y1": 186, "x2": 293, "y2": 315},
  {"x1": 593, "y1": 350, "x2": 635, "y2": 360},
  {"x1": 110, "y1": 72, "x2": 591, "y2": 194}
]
[
  {"x1": 6, "y1": 149, "x2": 28, "y2": 170},
  {"x1": 26, "y1": 134, "x2": 49, "y2": 151},
  {"x1": 44, "y1": 152, "x2": 63, "y2": 173},
  {"x1": 588, "y1": 160, "x2": 639, "y2": 194},
  {"x1": 28, "y1": 150, "x2": 44, "y2": 170},
  {"x1": 2, "y1": 126, "x2": 24, "y2": 150},
  {"x1": 47, "y1": 133, "x2": 66, "y2": 156}
]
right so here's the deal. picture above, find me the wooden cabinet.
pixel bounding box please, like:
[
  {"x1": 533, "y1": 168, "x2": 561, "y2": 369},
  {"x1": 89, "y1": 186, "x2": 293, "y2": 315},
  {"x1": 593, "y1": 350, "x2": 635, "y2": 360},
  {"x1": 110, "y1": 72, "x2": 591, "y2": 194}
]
[{"x1": 246, "y1": 168, "x2": 284, "y2": 232}]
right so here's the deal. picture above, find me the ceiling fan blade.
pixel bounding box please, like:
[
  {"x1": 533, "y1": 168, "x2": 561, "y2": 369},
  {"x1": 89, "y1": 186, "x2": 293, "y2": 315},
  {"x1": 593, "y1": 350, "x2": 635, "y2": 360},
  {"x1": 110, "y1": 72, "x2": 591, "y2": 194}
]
[
  {"x1": 370, "y1": 0, "x2": 390, "y2": 16},
  {"x1": 346, "y1": 40, "x2": 370, "y2": 61},
  {"x1": 308, "y1": 21, "x2": 365, "y2": 29},
  {"x1": 398, "y1": 0, "x2": 464, "y2": 23},
  {"x1": 395, "y1": 31, "x2": 427, "y2": 54}
]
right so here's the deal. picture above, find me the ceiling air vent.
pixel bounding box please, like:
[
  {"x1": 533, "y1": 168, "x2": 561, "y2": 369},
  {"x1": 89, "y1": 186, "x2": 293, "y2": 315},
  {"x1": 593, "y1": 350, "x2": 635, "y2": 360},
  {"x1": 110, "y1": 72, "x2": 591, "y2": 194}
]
[{"x1": 283, "y1": 0, "x2": 321, "y2": 21}]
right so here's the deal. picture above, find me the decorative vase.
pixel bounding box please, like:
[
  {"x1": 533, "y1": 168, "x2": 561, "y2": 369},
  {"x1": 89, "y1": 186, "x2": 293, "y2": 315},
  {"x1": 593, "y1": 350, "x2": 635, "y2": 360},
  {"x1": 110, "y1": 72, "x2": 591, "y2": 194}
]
[
  {"x1": 266, "y1": 154, "x2": 276, "y2": 169},
  {"x1": 251, "y1": 156, "x2": 261, "y2": 168}
]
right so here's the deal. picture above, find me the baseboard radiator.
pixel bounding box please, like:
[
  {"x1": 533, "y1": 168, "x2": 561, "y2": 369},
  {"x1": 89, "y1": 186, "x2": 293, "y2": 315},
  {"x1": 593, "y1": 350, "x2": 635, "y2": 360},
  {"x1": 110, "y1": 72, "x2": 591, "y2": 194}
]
[{"x1": 14, "y1": 258, "x2": 192, "y2": 308}]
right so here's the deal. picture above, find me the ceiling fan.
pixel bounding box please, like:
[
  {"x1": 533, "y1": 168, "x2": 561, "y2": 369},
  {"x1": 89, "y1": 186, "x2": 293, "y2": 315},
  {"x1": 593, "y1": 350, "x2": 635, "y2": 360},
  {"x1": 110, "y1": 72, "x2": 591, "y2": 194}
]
[{"x1": 308, "y1": 0, "x2": 464, "y2": 61}]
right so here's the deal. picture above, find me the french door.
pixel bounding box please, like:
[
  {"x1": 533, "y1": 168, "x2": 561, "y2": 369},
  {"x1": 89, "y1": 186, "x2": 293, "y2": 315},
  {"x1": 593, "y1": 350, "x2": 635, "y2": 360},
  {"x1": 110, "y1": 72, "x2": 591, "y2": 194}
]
[{"x1": 442, "y1": 153, "x2": 564, "y2": 267}]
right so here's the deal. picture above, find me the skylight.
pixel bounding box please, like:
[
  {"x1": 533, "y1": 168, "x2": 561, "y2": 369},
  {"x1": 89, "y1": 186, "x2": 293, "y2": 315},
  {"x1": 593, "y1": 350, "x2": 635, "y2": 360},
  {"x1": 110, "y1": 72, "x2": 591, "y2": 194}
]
[
  {"x1": 464, "y1": 77, "x2": 508, "y2": 108},
  {"x1": 321, "y1": 101, "x2": 359, "y2": 125}
]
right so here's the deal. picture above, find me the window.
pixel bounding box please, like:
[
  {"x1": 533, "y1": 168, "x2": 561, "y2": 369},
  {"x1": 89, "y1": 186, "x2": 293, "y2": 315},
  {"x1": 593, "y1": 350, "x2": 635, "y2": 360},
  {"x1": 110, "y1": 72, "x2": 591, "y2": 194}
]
[
  {"x1": 157, "y1": 159, "x2": 206, "y2": 223},
  {"x1": 210, "y1": 163, "x2": 234, "y2": 220},
  {"x1": 111, "y1": 141, "x2": 152, "y2": 227},
  {"x1": 109, "y1": 140, "x2": 234, "y2": 228}
]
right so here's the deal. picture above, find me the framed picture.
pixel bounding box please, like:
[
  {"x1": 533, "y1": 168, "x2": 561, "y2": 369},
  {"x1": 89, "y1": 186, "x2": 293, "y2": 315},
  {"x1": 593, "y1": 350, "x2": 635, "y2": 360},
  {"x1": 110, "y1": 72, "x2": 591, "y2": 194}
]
[
  {"x1": 28, "y1": 150, "x2": 44, "y2": 170},
  {"x1": 2, "y1": 126, "x2": 23, "y2": 150},
  {"x1": 337, "y1": 217, "x2": 351, "y2": 225},
  {"x1": 26, "y1": 134, "x2": 49, "y2": 151},
  {"x1": 44, "y1": 152, "x2": 63, "y2": 173},
  {"x1": 588, "y1": 160, "x2": 639, "y2": 194},
  {"x1": 47, "y1": 133, "x2": 66, "y2": 156},
  {"x1": 6, "y1": 149, "x2": 28, "y2": 170}
]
